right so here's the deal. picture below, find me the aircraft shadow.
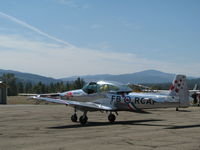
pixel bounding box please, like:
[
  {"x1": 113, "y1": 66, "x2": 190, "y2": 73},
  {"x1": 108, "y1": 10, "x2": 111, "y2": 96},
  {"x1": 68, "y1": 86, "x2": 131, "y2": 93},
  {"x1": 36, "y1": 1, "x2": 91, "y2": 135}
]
[
  {"x1": 48, "y1": 119, "x2": 164, "y2": 129},
  {"x1": 177, "y1": 110, "x2": 191, "y2": 112},
  {"x1": 165, "y1": 124, "x2": 200, "y2": 129}
]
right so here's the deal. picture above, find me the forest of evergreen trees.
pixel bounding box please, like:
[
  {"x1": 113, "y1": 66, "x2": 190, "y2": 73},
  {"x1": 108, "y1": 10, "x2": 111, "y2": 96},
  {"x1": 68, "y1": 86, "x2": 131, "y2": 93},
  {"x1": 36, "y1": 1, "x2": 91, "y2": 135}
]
[{"x1": 0, "y1": 73, "x2": 85, "y2": 96}]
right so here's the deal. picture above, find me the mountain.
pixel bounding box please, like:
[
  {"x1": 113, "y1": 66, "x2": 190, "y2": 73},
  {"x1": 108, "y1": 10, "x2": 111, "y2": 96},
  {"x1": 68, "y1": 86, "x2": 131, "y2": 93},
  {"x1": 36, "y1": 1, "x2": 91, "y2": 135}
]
[
  {"x1": 0, "y1": 69, "x2": 61, "y2": 84},
  {"x1": 0, "y1": 69, "x2": 196, "y2": 85},
  {"x1": 61, "y1": 70, "x2": 180, "y2": 84}
]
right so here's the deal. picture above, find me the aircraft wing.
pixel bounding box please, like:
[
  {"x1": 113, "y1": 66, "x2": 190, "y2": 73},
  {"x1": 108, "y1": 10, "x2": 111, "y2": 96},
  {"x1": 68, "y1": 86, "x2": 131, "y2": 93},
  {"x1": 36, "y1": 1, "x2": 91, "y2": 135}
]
[{"x1": 31, "y1": 96, "x2": 115, "y2": 111}]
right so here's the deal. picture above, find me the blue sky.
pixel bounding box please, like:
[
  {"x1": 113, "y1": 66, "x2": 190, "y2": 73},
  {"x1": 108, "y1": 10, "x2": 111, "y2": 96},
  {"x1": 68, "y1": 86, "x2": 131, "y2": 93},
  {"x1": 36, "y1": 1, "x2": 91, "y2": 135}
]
[{"x1": 0, "y1": 0, "x2": 199, "y2": 78}]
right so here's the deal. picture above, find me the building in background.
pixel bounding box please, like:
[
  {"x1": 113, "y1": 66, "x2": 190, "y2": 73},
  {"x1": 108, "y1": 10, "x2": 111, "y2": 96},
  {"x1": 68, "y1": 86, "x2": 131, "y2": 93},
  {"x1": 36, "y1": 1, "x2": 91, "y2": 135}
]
[{"x1": 0, "y1": 81, "x2": 7, "y2": 104}]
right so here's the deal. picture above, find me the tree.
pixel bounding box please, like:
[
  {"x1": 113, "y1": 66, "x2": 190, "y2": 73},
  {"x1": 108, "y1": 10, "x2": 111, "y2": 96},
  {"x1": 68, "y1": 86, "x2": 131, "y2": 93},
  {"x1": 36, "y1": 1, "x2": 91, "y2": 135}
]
[
  {"x1": 65, "y1": 82, "x2": 72, "y2": 91},
  {"x1": 0, "y1": 74, "x2": 86, "y2": 95},
  {"x1": 1, "y1": 73, "x2": 18, "y2": 96},
  {"x1": 17, "y1": 82, "x2": 25, "y2": 93},
  {"x1": 33, "y1": 82, "x2": 47, "y2": 94},
  {"x1": 74, "y1": 77, "x2": 85, "y2": 89},
  {"x1": 24, "y1": 82, "x2": 33, "y2": 93}
]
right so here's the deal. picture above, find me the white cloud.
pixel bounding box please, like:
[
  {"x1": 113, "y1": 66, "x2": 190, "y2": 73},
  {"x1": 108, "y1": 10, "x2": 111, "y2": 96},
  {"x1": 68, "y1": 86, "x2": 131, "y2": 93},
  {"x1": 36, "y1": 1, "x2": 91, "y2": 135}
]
[
  {"x1": 1, "y1": 34, "x2": 199, "y2": 78},
  {"x1": 87, "y1": 41, "x2": 111, "y2": 51},
  {"x1": 0, "y1": 12, "x2": 199, "y2": 78}
]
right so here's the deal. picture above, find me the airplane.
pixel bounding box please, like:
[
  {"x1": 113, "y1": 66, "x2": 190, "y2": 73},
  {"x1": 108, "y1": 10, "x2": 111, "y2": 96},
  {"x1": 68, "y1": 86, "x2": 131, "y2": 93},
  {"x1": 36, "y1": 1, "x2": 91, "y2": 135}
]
[{"x1": 31, "y1": 75, "x2": 189, "y2": 125}]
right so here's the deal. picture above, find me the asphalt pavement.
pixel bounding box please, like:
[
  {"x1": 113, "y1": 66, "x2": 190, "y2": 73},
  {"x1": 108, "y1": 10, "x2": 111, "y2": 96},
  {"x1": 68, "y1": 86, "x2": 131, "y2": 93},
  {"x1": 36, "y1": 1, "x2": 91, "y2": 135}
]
[{"x1": 0, "y1": 105, "x2": 200, "y2": 150}]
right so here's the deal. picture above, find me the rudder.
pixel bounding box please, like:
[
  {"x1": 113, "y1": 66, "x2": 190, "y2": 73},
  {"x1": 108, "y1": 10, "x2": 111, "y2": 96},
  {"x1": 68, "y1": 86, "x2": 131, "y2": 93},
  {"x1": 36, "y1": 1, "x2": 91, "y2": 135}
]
[{"x1": 169, "y1": 75, "x2": 189, "y2": 107}]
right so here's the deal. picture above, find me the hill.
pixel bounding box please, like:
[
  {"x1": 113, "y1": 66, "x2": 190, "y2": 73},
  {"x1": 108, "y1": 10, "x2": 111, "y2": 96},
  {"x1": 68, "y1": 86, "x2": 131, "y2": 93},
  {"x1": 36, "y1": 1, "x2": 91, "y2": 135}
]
[
  {"x1": 0, "y1": 69, "x2": 61, "y2": 84},
  {"x1": 61, "y1": 70, "x2": 178, "y2": 84}
]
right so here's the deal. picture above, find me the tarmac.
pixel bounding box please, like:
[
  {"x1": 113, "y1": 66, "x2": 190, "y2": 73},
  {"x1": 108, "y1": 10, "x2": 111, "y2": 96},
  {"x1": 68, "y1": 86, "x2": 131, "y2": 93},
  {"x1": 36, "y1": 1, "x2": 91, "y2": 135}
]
[{"x1": 0, "y1": 105, "x2": 200, "y2": 150}]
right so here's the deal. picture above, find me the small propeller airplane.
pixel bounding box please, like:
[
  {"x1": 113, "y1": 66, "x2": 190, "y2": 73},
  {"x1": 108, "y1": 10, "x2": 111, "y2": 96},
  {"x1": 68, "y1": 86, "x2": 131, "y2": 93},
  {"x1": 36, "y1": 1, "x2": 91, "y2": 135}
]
[{"x1": 31, "y1": 75, "x2": 189, "y2": 125}]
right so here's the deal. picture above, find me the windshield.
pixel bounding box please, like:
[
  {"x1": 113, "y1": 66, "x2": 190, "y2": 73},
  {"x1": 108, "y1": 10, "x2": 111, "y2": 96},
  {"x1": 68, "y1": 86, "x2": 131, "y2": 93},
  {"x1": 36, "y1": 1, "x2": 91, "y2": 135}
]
[{"x1": 82, "y1": 82, "x2": 98, "y2": 94}]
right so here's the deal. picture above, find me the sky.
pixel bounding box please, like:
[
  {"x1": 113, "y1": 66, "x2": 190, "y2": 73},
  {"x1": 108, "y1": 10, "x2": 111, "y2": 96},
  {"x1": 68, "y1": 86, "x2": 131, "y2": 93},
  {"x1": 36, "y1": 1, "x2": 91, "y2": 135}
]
[{"x1": 0, "y1": 0, "x2": 199, "y2": 78}]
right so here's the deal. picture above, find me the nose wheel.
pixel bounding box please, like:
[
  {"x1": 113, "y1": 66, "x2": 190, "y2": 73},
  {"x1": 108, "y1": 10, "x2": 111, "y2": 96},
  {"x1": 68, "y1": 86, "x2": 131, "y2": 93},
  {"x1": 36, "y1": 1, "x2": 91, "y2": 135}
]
[{"x1": 108, "y1": 113, "x2": 116, "y2": 123}]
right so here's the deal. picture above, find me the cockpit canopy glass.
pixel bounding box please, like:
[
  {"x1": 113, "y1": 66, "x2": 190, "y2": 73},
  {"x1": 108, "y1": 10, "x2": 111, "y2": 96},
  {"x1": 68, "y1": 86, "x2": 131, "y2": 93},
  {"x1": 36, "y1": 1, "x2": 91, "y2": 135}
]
[{"x1": 82, "y1": 81, "x2": 132, "y2": 94}]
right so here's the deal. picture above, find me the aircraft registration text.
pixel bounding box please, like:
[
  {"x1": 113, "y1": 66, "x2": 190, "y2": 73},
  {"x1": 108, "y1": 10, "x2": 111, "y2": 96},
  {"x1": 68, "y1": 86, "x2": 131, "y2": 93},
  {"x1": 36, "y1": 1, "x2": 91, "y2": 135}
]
[{"x1": 111, "y1": 95, "x2": 156, "y2": 105}]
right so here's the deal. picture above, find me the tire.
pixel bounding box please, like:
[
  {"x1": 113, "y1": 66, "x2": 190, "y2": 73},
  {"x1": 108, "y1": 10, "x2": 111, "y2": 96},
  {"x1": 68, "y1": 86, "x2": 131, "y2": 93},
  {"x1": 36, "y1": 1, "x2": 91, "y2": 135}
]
[
  {"x1": 108, "y1": 114, "x2": 116, "y2": 123},
  {"x1": 79, "y1": 116, "x2": 88, "y2": 125},
  {"x1": 71, "y1": 114, "x2": 78, "y2": 122}
]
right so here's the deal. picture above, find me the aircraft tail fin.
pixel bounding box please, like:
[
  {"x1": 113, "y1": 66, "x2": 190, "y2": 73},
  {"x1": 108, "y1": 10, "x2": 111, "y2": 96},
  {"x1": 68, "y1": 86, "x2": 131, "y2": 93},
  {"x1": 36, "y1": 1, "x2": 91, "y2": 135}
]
[{"x1": 169, "y1": 75, "x2": 189, "y2": 107}]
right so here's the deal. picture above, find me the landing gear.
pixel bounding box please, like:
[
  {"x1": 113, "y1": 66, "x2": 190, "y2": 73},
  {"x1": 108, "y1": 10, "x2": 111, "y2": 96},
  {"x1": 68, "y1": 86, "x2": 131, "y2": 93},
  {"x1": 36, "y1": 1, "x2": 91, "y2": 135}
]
[
  {"x1": 79, "y1": 111, "x2": 88, "y2": 125},
  {"x1": 70, "y1": 110, "x2": 118, "y2": 125},
  {"x1": 71, "y1": 108, "x2": 78, "y2": 122},
  {"x1": 108, "y1": 113, "x2": 116, "y2": 123},
  {"x1": 79, "y1": 115, "x2": 88, "y2": 125},
  {"x1": 70, "y1": 108, "x2": 88, "y2": 125},
  {"x1": 71, "y1": 114, "x2": 77, "y2": 122}
]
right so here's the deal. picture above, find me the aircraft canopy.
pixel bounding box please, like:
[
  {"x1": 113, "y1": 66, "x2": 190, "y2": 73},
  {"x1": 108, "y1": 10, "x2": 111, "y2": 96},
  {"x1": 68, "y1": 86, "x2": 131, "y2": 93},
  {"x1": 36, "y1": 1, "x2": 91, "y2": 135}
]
[{"x1": 82, "y1": 81, "x2": 132, "y2": 94}]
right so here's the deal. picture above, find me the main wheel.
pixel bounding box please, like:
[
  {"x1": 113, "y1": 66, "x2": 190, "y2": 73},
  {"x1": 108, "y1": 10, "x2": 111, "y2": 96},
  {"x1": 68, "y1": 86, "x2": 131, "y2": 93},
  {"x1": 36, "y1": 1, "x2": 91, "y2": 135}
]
[
  {"x1": 108, "y1": 114, "x2": 116, "y2": 123},
  {"x1": 71, "y1": 114, "x2": 78, "y2": 122},
  {"x1": 79, "y1": 115, "x2": 88, "y2": 125}
]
